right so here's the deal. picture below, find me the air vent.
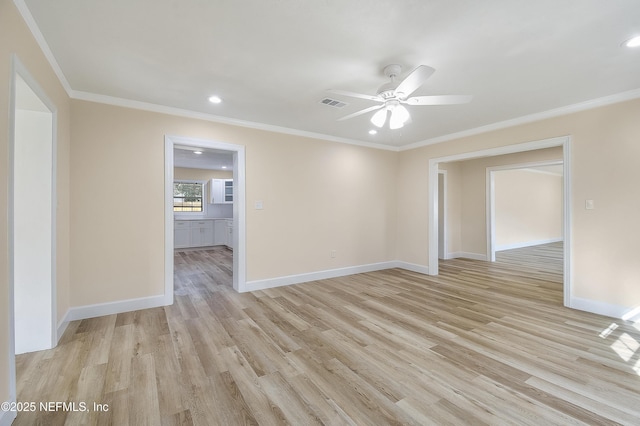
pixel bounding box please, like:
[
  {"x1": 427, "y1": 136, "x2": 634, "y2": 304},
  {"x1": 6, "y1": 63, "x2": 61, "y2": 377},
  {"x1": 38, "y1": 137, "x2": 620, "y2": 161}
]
[{"x1": 319, "y1": 97, "x2": 348, "y2": 108}]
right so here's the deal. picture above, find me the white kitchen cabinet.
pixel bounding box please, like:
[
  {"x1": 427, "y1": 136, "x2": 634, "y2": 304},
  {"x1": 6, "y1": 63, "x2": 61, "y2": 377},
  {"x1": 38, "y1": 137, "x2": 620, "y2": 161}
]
[
  {"x1": 226, "y1": 219, "x2": 233, "y2": 250},
  {"x1": 189, "y1": 220, "x2": 214, "y2": 247},
  {"x1": 213, "y1": 220, "x2": 227, "y2": 245},
  {"x1": 174, "y1": 221, "x2": 191, "y2": 249},
  {"x1": 175, "y1": 219, "x2": 234, "y2": 248},
  {"x1": 210, "y1": 179, "x2": 233, "y2": 204}
]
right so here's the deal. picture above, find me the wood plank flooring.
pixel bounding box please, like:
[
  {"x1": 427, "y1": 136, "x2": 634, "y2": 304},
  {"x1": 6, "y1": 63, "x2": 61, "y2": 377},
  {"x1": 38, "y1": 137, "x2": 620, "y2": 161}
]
[{"x1": 14, "y1": 244, "x2": 640, "y2": 425}]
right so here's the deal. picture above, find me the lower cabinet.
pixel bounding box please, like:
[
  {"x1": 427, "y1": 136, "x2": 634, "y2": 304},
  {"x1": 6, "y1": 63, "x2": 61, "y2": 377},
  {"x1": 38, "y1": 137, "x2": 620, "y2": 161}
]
[
  {"x1": 213, "y1": 220, "x2": 227, "y2": 245},
  {"x1": 190, "y1": 220, "x2": 214, "y2": 247},
  {"x1": 174, "y1": 219, "x2": 231, "y2": 249},
  {"x1": 174, "y1": 221, "x2": 191, "y2": 249},
  {"x1": 226, "y1": 219, "x2": 233, "y2": 250}
]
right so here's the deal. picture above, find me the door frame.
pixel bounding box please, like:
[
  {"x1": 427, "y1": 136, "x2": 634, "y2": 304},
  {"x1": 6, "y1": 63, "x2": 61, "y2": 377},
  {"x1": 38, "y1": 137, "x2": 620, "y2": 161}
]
[
  {"x1": 164, "y1": 135, "x2": 246, "y2": 300},
  {"x1": 428, "y1": 135, "x2": 571, "y2": 307},
  {"x1": 437, "y1": 170, "x2": 447, "y2": 260},
  {"x1": 8, "y1": 55, "x2": 58, "y2": 412}
]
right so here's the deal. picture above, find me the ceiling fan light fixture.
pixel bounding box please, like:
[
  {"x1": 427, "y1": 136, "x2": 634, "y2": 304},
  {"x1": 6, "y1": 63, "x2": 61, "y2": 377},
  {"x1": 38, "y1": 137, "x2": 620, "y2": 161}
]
[
  {"x1": 389, "y1": 104, "x2": 410, "y2": 130},
  {"x1": 371, "y1": 108, "x2": 388, "y2": 127},
  {"x1": 394, "y1": 104, "x2": 410, "y2": 123},
  {"x1": 389, "y1": 114, "x2": 405, "y2": 130},
  {"x1": 624, "y1": 35, "x2": 640, "y2": 47}
]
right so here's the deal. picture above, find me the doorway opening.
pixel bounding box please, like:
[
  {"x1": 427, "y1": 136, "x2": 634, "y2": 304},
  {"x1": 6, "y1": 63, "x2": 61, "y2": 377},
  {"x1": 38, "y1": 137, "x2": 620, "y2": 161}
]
[
  {"x1": 8, "y1": 57, "x2": 57, "y2": 407},
  {"x1": 164, "y1": 135, "x2": 246, "y2": 302},
  {"x1": 428, "y1": 136, "x2": 571, "y2": 307}
]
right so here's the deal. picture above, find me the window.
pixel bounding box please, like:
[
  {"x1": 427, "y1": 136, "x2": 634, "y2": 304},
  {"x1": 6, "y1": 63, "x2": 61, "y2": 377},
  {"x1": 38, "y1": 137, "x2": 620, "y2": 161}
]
[{"x1": 173, "y1": 181, "x2": 204, "y2": 212}]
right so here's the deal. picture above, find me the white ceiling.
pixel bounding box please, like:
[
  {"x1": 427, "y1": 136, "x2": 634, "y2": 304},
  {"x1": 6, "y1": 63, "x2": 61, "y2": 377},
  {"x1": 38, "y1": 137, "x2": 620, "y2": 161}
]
[
  {"x1": 174, "y1": 146, "x2": 233, "y2": 170},
  {"x1": 19, "y1": 0, "x2": 640, "y2": 148}
]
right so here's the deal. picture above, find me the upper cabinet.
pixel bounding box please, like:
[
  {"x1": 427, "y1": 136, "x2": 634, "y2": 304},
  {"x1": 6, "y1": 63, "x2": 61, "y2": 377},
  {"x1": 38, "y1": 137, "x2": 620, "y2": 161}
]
[{"x1": 210, "y1": 179, "x2": 233, "y2": 204}]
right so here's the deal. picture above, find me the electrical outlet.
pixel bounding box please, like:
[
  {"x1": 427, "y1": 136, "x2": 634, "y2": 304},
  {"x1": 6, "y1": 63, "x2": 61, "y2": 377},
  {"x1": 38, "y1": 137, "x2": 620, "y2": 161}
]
[{"x1": 330, "y1": 250, "x2": 336, "y2": 258}]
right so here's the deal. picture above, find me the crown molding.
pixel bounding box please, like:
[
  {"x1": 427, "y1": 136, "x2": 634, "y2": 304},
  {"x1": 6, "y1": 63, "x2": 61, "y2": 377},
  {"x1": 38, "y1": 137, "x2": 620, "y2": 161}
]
[
  {"x1": 71, "y1": 91, "x2": 400, "y2": 152},
  {"x1": 15, "y1": 0, "x2": 640, "y2": 154},
  {"x1": 400, "y1": 88, "x2": 640, "y2": 151},
  {"x1": 13, "y1": 0, "x2": 73, "y2": 96}
]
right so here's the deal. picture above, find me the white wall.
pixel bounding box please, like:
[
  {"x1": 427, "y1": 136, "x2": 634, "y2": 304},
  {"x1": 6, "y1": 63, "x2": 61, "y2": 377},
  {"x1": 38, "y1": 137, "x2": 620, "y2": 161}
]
[
  {"x1": 14, "y1": 107, "x2": 53, "y2": 354},
  {"x1": 494, "y1": 168, "x2": 562, "y2": 250}
]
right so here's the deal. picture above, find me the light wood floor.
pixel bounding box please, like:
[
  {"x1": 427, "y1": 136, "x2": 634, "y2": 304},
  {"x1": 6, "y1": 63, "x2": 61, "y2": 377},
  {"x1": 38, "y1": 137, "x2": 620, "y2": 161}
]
[{"x1": 15, "y1": 243, "x2": 640, "y2": 425}]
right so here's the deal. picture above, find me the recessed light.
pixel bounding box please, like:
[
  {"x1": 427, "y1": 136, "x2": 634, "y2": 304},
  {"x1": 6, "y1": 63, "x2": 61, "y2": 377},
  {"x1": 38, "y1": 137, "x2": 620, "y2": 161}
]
[
  {"x1": 624, "y1": 36, "x2": 640, "y2": 48},
  {"x1": 208, "y1": 95, "x2": 222, "y2": 104},
  {"x1": 368, "y1": 129, "x2": 377, "y2": 135},
  {"x1": 193, "y1": 151, "x2": 203, "y2": 155},
  {"x1": 221, "y1": 166, "x2": 227, "y2": 169}
]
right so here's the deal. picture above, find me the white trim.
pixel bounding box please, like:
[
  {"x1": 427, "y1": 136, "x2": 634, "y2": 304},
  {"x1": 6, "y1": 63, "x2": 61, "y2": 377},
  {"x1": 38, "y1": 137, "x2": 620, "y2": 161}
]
[
  {"x1": 244, "y1": 261, "x2": 413, "y2": 292},
  {"x1": 562, "y1": 140, "x2": 572, "y2": 308},
  {"x1": 495, "y1": 238, "x2": 563, "y2": 252},
  {"x1": 8, "y1": 55, "x2": 59, "y2": 408},
  {"x1": 486, "y1": 167, "x2": 495, "y2": 262},
  {"x1": 401, "y1": 88, "x2": 640, "y2": 151},
  {"x1": 13, "y1": 1, "x2": 73, "y2": 96},
  {"x1": 428, "y1": 136, "x2": 572, "y2": 309},
  {"x1": 13, "y1": 0, "x2": 640, "y2": 155},
  {"x1": 165, "y1": 135, "x2": 247, "y2": 295},
  {"x1": 437, "y1": 170, "x2": 447, "y2": 260},
  {"x1": 57, "y1": 313, "x2": 70, "y2": 342},
  {"x1": 486, "y1": 160, "x2": 564, "y2": 262},
  {"x1": 0, "y1": 410, "x2": 17, "y2": 426},
  {"x1": 62, "y1": 295, "x2": 166, "y2": 322},
  {"x1": 395, "y1": 261, "x2": 430, "y2": 275},
  {"x1": 569, "y1": 297, "x2": 639, "y2": 321},
  {"x1": 447, "y1": 252, "x2": 488, "y2": 261},
  {"x1": 75, "y1": 91, "x2": 398, "y2": 152}
]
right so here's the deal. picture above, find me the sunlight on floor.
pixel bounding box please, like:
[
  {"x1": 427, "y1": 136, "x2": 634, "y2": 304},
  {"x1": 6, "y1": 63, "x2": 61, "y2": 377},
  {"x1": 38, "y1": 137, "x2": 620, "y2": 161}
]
[
  {"x1": 599, "y1": 322, "x2": 618, "y2": 338},
  {"x1": 599, "y1": 322, "x2": 640, "y2": 376},
  {"x1": 611, "y1": 332, "x2": 640, "y2": 362}
]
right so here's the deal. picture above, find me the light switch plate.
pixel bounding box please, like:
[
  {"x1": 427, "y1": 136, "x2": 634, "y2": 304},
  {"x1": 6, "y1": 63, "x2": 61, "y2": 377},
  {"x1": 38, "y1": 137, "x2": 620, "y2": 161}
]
[
  {"x1": 255, "y1": 201, "x2": 263, "y2": 210},
  {"x1": 585, "y1": 199, "x2": 594, "y2": 210}
]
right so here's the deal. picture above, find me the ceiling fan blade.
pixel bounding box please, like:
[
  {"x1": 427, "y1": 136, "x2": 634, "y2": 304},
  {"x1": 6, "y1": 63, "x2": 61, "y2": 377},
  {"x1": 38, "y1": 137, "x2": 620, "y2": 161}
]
[
  {"x1": 327, "y1": 89, "x2": 382, "y2": 102},
  {"x1": 405, "y1": 95, "x2": 473, "y2": 106},
  {"x1": 338, "y1": 105, "x2": 384, "y2": 121},
  {"x1": 394, "y1": 65, "x2": 435, "y2": 98}
]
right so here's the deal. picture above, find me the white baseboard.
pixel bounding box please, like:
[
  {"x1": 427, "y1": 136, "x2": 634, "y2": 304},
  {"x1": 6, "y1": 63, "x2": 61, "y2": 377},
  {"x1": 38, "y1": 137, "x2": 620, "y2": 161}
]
[
  {"x1": 244, "y1": 261, "x2": 429, "y2": 292},
  {"x1": 57, "y1": 313, "x2": 71, "y2": 342},
  {"x1": 496, "y1": 238, "x2": 563, "y2": 252},
  {"x1": 0, "y1": 410, "x2": 16, "y2": 426},
  {"x1": 569, "y1": 297, "x2": 640, "y2": 321},
  {"x1": 394, "y1": 261, "x2": 430, "y2": 275},
  {"x1": 447, "y1": 252, "x2": 487, "y2": 261},
  {"x1": 60, "y1": 295, "x2": 167, "y2": 325}
]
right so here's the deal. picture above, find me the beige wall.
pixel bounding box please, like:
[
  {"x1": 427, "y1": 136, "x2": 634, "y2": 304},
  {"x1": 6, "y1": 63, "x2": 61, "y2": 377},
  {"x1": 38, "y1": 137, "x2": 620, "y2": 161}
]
[
  {"x1": 494, "y1": 169, "x2": 562, "y2": 249},
  {"x1": 458, "y1": 148, "x2": 562, "y2": 256},
  {"x1": 173, "y1": 167, "x2": 232, "y2": 181},
  {"x1": 0, "y1": 0, "x2": 71, "y2": 410},
  {"x1": 439, "y1": 149, "x2": 562, "y2": 258},
  {"x1": 398, "y1": 98, "x2": 640, "y2": 309},
  {"x1": 4, "y1": 0, "x2": 640, "y2": 409},
  {"x1": 70, "y1": 100, "x2": 398, "y2": 304}
]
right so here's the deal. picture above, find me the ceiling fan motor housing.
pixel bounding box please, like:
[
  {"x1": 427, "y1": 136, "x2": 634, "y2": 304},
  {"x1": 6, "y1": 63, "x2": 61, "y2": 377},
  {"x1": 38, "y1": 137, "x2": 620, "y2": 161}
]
[{"x1": 378, "y1": 64, "x2": 404, "y2": 99}]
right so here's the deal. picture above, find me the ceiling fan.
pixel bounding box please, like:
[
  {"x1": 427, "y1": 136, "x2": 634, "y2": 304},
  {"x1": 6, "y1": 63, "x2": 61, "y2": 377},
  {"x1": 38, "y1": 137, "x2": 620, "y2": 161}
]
[{"x1": 329, "y1": 64, "x2": 472, "y2": 130}]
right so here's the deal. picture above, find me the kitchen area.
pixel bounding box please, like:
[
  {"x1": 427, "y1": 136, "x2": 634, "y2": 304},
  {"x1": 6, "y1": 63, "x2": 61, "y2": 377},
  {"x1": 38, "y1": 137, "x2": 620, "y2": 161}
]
[{"x1": 173, "y1": 146, "x2": 234, "y2": 254}]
